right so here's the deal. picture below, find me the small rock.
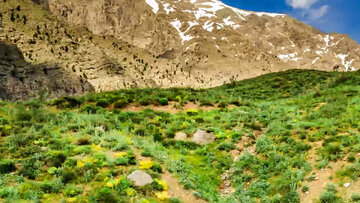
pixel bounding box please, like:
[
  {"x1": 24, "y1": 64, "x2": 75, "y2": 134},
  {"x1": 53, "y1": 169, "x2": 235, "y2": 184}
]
[
  {"x1": 40, "y1": 147, "x2": 48, "y2": 152},
  {"x1": 174, "y1": 132, "x2": 187, "y2": 141},
  {"x1": 344, "y1": 183, "x2": 351, "y2": 188},
  {"x1": 95, "y1": 125, "x2": 105, "y2": 133},
  {"x1": 305, "y1": 191, "x2": 310, "y2": 195},
  {"x1": 192, "y1": 129, "x2": 216, "y2": 145},
  {"x1": 127, "y1": 170, "x2": 153, "y2": 186}
]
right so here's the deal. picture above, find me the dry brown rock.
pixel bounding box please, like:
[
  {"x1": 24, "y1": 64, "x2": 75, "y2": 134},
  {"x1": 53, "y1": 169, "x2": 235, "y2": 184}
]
[
  {"x1": 127, "y1": 170, "x2": 153, "y2": 187},
  {"x1": 192, "y1": 129, "x2": 216, "y2": 145}
]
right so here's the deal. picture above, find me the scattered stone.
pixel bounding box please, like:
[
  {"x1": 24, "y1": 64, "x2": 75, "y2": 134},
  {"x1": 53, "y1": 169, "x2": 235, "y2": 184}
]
[
  {"x1": 174, "y1": 132, "x2": 187, "y2": 141},
  {"x1": 192, "y1": 129, "x2": 216, "y2": 145},
  {"x1": 95, "y1": 125, "x2": 105, "y2": 133},
  {"x1": 40, "y1": 147, "x2": 48, "y2": 152},
  {"x1": 127, "y1": 170, "x2": 153, "y2": 186},
  {"x1": 305, "y1": 191, "x2": 310, "y2": 195},
  {"x1": 344, "y1": 183, "x2": 351, "y2": 188}
]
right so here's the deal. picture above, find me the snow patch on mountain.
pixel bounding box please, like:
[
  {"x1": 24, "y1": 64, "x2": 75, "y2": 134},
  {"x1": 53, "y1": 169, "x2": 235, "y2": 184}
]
[
  {"x1": 170, "y1": 19, "x2": 195, "y2": 43},
  {"x1": 145, "y1": 0, "x2": 159, "y2": 14},
  {"x1": 337, "y1": 54, "x2": 356, "y2": 71}
]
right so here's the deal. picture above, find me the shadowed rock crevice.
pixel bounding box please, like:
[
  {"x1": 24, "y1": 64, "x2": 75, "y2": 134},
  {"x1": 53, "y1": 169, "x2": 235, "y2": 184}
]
[{"x1": 0, "y1": 41, "x2": 94, "y2": 100}]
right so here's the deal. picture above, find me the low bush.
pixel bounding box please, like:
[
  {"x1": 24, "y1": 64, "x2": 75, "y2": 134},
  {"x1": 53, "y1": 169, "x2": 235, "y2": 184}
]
[
  {"x1": 63, "y1": 185, "x2": 83, "y2": 197},
  {"x1": 159, "y1": 98, "x2": 169, "y2": 106},
  {"x1": 95, "y1": 187, "x2": 119, "y2": 202},
  {"x1": 114, "y1": 157, "x2": 129, "y2": 166},
  {"x1": 61, "y1": 168, "x2": 77, "y2": 184},
  {"x1": 46, "y1": 151, "x2": 67, "y2": 167},
  {"x1": 96, "y1": 99, "x2": 110, "y2": 108},
  {"x1": 0, "y1": 159, "x2": 16, "y2": 174},
  {"x1": 351, "y1": 193, "x2": 360, "y2": 202},
  {"x1": 114, "y1": 99, "x2": 128, "y2": 108}
]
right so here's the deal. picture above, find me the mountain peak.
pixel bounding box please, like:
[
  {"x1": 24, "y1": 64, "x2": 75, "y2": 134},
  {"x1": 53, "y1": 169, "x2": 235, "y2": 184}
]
[{"x1": 0, "y1": 0, "x2": 359, "y2": 99}]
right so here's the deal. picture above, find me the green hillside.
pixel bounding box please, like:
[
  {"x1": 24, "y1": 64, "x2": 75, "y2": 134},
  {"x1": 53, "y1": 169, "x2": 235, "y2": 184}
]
[{"x1": 1, "y1": 69, "x2": 360, "y2": 202}]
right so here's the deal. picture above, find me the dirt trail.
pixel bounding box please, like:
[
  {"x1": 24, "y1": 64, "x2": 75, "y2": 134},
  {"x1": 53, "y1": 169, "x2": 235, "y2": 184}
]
[
  {"x1": 162, "y1": 171, "x2": 207, "y2": 203},
  {"x1": 132, "y1": 148, "x2": 207, "y2": 202},
  {"x1": 120, "y1": 102, "x2": 235, "y2": 113},
  {"x1": 299, "y1": 141, "x2": 347, "y2": 202}
]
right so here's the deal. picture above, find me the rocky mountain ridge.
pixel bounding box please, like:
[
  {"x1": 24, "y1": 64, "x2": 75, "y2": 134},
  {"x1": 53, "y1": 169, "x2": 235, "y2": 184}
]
[{"x1": 0, "y1": 0, "x2": 359, "y2": 100}]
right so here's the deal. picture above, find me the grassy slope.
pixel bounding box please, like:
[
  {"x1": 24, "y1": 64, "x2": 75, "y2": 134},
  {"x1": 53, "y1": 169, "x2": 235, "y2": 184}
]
[{"x1": 1, "y1": 69, "x2": 360, "y2": 202}]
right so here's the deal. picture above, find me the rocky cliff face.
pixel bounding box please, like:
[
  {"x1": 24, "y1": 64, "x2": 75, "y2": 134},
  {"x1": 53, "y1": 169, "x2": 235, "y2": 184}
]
[
  {"x1": 1, "y1": 0, "x2": 359, "y2": 100},
  {"x1": 0, "y1": 41, "x2": 93, "y2": 100},
  {"x1": 47, "y1": 0, "x2": 360, "y2": 75}
]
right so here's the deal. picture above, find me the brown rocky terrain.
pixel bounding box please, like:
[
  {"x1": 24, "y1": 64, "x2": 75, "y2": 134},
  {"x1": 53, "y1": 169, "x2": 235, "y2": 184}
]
[{"x1": 0, "y1": 0, "x2": 359, "y2": 100}]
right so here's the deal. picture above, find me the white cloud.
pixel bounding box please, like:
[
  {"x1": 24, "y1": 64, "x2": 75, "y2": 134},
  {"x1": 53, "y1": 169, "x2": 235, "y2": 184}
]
[
  {"x1": 307, "y1": 5, "x2": 329, "y2": 20},
  {"x1": 286, "y1": 0, "x2": 319, "y2": 9},
  {"x1": 286, "y1": 0, "x2": 329, "y2": 21}
]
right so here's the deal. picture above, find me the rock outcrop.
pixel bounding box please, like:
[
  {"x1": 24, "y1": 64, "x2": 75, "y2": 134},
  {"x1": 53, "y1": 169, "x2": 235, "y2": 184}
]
[
  {"x1": 127, "y1": 170, "x2": 153, "y2": 187},
  {"x1": 192, "y1": 129, "x2": 216, "y2": 145},
  {"x1": 1, "y1": 0, "x2": 359, "y2": 100},
  {"x1": 0, "y1": 41, "x2": 93, "y2": 100}
]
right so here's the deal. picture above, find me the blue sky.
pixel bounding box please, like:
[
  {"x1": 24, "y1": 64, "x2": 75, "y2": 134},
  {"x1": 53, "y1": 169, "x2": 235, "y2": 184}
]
[{"x1": 222, "y1": 0, "x2": 360, "y2": 43}]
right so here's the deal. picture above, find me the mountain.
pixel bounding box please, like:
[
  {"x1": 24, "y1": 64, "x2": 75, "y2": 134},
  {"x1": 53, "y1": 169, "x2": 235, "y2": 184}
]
[{"x1": 1, "y1": 0, "x2": 360, "y2": 100}]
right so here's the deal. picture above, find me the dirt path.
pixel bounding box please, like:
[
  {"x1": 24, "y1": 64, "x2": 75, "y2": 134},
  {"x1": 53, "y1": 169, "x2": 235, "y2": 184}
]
[
  {"x1": 131, "y1": 148, "x2": 207, "y2": 202},
  {"x1": 162, "y1": 170, "x2": 207, "y2": 203},
  {"x1": 120, "y1": 101, "x2": 235, "y2": 113},
  {"x1": 299, "y1": 141, "x2": 347, "y2": 202}
]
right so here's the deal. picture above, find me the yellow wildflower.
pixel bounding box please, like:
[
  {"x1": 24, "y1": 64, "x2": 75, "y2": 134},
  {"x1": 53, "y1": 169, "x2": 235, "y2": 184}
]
[
  {"x1": 126, "y1": 188, "x2": 136, "y2": 196},
  {"x1": 106, "y1": 182, "x2": 114, "y2": 188},
  {"x1": 125, "y1": 138, "x2": 133, "y2": 145},
  {"x1": 67, "y1": 197, "x2": 77, "y2": 202},
  {"x1": 114, "y1": 177, "x2": 124, "y2": 185},
  {"x1": 76, "y1": 160, "x2": 85, "y2": 168},
  {"x1": 155, "y1": 179, "x2": 168, "y2": 191},
  {"x1": 155, "y1": 191, "x2": 170, "y2": 200},
  {"x1": 92, "y1": 144, "x2": 102, "y2": 152},
  {"x1": 139, "y1": 160, "x2": 154, "y2": 170},
  {"x1": 4, "y1": 125, "x2": 11, "y2": 131},
  {"x1": 114, "y1": 152, "x2": 127, "y2": 157}
]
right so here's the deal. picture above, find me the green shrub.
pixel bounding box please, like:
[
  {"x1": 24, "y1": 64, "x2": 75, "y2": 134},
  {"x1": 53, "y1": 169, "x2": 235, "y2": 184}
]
[
  {"x1": 18, "y1": 159, "x2": 42, "y2": 179},
  {"x1": 114, "y1": 157, "x2": 129, "y2": 166},
  {"x1": 218, "y1": 101, "x2": 228, "y2": 108},
  {"x1": 347, "y1": 155, "x2": 356, "y2": 163},
  {"x1": 302, "y1": 185, "x2": 309, "y2": 193},
  {"x1": 76, "y1": 136, "x2": 91, "y2": 145},
  {"x1": 151, "y1": 162, "x2": 163, "y2": 173},
  {"x1": 61, "y1": 168, "x2": 77, "y2": 184},
  {"x1": 351, "y1": 193, "x2": 360, "y2": 202},
  {"x1": 0, "y1": 159, "x2": 16, "y2": 174},
  {"x1": 141, "y1": 150, "x2": 153, "y2": 157},
  {"x1": 217, "y1": 142, "x2": 236, "y2": 152},
  {"x1": 169, "y1": 197, "x2": 182, "y2": 203},
  {"x1": 63, "y1": 185, "x2": 83, "y2": 197},
  {"x1": 256, "y1": 135, "x2": 272, "y2": 154},
  {"x1": 139, "y1": 97, "x2": 151, "y2": 106},
  {"x1": 96, "y1": 99, "x2": 110, "y2": 108},
  {"x1": 114, "y1": 99, "x2": 128, "y2": 108},
  {"x1": 159, "y1": 98, "x2": 169, "y2": 106},
  {"x1": 200, "y1": 99, "x2": 213, "y2": 106},
  {"x1": 64, "y1": 158, "x2": 77, "y2": 168},
  {"x1": 46, "y1": 151, "x2": 67, "y2": 167},
  {"x1": 319, "y1": 183, "x2": 342, "y2": 203},
  {"x1": 95, "y1": 187, "x2": 119, "y2": 202},
  {"x1": 80, "y1": 104, "x2": 98, "y2": 114},
  {"x1": 153, "y1": 132, "x2": 164, "y2": 142}
]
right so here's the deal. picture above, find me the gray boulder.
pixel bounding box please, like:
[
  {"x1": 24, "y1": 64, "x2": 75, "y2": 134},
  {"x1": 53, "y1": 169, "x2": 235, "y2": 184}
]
[
  {"x1": 192, "y1": 129, "x2": 216, "y2": 145},
  {"x1": 127, "y1": 170, "x2": 153, "y2": 186},
  {"x1": 174, "y1": 132, "x2": 187, "y2": 141}
]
